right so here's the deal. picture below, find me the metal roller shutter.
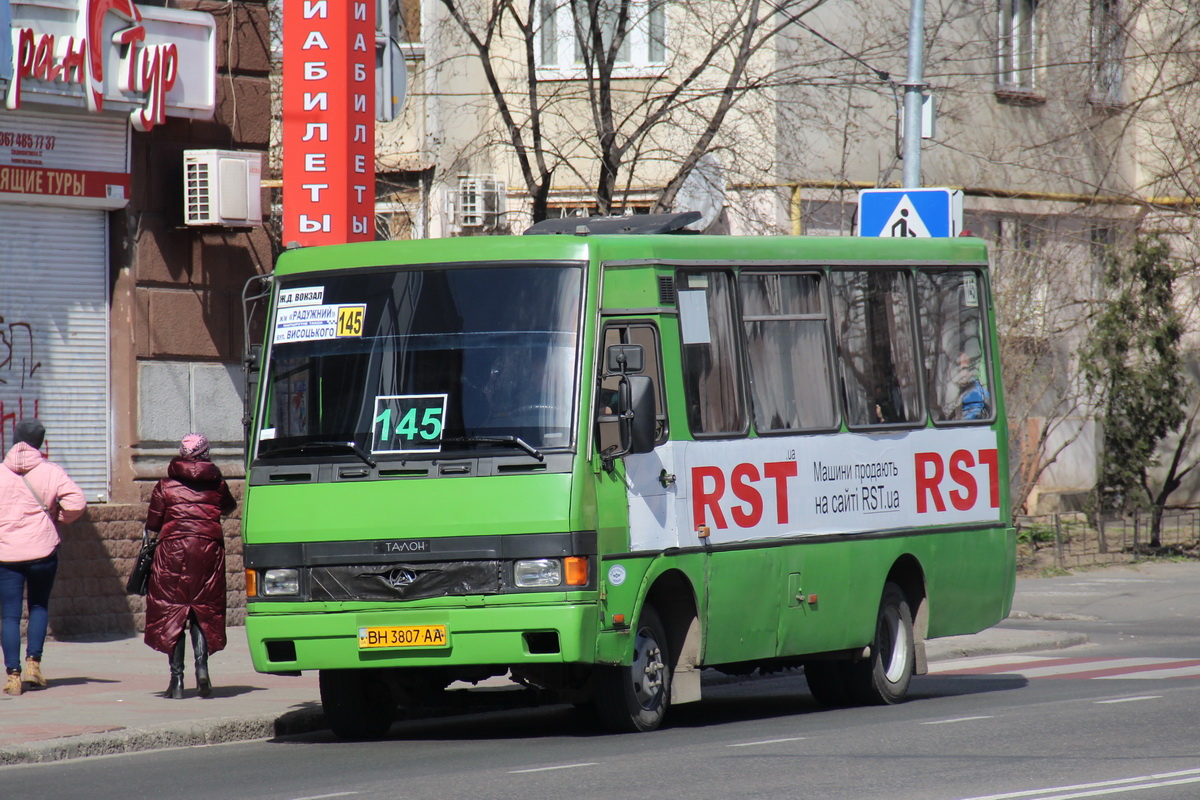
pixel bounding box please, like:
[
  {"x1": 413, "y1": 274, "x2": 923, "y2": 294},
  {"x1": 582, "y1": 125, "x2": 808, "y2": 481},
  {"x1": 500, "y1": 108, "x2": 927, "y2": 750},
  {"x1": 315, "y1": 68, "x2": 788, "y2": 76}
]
[
  {"x1": 0, "y1": 110, "x2": 129, "y2": 173},
  {"x1": 0, "y1": 204, "x2": 109, "y2": 501}
]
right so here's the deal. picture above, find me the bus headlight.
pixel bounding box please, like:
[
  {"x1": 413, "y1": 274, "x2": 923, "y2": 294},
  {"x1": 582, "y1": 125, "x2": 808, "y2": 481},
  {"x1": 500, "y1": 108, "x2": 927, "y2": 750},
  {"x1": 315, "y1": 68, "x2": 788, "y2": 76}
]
[
  {"x1": 514, "y1": 558, "x2": 562, "y2": 587},
  {"x1": 262, "y1": 568, "x2": 300, "y2": 596}
]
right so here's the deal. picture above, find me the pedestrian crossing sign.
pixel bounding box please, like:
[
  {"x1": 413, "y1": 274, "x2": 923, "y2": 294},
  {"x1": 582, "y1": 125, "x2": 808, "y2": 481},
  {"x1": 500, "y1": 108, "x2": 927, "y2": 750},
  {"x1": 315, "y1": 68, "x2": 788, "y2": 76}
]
[{"x1": 858, "y1": 187, "x2": 963, "y2": 238}]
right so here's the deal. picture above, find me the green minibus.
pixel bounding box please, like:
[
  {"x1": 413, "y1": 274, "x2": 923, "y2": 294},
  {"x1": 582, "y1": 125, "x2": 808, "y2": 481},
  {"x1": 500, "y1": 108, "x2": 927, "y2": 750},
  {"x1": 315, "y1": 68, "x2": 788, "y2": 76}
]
[{"x1": 241, "y1": 213, "x2": 1015, "y2": 738}]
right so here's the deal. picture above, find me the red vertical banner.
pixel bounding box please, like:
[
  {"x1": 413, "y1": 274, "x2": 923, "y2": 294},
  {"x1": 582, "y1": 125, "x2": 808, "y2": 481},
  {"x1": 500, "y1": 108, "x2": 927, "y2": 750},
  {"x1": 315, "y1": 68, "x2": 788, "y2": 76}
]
[{"x1": 282, "y1": 0, "x2": 375, "y2": 245}]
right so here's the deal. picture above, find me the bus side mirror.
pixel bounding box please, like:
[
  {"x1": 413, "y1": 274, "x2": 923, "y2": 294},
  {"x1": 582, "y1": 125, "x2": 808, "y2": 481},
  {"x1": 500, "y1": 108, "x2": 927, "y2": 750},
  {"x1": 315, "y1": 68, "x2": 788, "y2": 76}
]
[
  {"x1": 606, "y1": 344, "x2": 644, "y2": 374},
  {"x1": 619, "y1": 375, "x2": 655, "y2": 455}
]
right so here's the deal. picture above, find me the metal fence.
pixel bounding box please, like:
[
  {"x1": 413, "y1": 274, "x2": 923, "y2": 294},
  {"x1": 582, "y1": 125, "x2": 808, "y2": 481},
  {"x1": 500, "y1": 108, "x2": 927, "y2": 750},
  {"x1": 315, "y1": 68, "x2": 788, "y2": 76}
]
[{"x1": 1015, "y1": 508, "x2": 1200, "y2": 572}]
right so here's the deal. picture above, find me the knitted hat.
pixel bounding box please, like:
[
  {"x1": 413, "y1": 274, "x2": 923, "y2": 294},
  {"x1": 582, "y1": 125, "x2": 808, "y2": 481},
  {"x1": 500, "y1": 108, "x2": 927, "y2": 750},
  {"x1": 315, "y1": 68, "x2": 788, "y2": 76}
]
[
  {"x1": 180, "y1": 432, "x2": 210, "y2": 459},
  {"x1": 14, "y1": 419, "x2": 45, "y2": 449}
]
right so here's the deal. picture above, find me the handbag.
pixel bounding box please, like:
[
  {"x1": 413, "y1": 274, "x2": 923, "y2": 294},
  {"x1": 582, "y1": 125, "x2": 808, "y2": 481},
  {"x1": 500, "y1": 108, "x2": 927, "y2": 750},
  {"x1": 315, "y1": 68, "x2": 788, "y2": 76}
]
[{"x1": 126, "y1": 530, "x2": 158, "y2": 596}]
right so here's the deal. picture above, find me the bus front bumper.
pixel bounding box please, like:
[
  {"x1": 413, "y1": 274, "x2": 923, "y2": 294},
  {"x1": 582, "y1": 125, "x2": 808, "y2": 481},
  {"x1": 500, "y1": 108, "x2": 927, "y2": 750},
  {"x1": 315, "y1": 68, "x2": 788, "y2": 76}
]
[{"x1": 245, "y1": 602, "x2": 600, "y2": 673}]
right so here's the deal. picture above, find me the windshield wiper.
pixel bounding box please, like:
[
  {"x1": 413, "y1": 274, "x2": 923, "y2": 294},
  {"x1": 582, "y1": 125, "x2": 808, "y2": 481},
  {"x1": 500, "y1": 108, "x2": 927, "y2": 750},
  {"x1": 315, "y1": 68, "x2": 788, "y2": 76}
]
[
  {"x1": 262, "y1": 441, "x2": 377, "y2": 468},
  {"x1": 440, "y1": 436, "x2": 544, "y2": 462}
]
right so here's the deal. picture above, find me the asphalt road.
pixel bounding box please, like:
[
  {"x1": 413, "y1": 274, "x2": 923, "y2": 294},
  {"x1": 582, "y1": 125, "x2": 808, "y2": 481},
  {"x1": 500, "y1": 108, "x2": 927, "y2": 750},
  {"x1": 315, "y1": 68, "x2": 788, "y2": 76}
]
[{"x1": 4, "y1": 563, "x2": 1199, "y2": 800}]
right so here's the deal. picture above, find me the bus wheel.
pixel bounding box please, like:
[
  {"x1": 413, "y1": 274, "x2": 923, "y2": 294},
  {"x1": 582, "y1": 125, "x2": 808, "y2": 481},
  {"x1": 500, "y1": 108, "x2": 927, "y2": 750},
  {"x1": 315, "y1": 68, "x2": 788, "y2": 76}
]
[
  {"x1": 319, "y1": 669, "x2": 395, "y2": 740},
  {"x1": 848, "y1": 582, "x2": 915, "y2": 705},
  {"x1": 594, "y1": 605, "x2": 671, "y2": 732},
  {"x1": 803, "y1": 661, "x2": 853, "y2": 707}
]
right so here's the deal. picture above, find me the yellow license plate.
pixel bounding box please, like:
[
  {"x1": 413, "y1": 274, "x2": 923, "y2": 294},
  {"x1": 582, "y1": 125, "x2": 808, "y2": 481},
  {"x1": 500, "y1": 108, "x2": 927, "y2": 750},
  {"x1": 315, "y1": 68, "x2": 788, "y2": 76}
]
[{"x1": 358, "y1": 625, "x2": 448, "y2": 649}]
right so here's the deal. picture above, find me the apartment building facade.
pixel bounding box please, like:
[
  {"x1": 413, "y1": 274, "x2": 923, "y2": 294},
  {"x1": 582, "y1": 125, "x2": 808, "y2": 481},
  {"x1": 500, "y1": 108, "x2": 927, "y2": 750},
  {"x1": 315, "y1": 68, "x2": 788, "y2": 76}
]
[{"x1": 370, "y1": 0, "x2": 1198, "y2": 513}]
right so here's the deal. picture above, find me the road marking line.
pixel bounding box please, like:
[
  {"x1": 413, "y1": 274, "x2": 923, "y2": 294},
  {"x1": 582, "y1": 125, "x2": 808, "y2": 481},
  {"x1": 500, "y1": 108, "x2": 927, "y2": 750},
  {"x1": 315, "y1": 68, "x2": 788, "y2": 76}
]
[
  {"x1": 727, "y1": 736, "x2": 808, "y2": 747},
  {"x1": 1004, "y1": 775, "x2": 1200, "y2": 800},
  {"x1": 292, "y1": 793, "x2": 360, "y2": 800},
  {"x1": 1053, "y1": 660, "x2": 1200, "y2": 680},
  {"x1": 932, "y1": 656, "x2": 1200, "y2": 680},
  {"x1": 920, "y1": 715, "x2": 994, "y2": 725},
  {"x1": 510, "y1": 763, "x2": 597, "y2": 774},
  {"x1": 1096, "y1": 664, "x2": 1200, "y2": 679},
  {"x1": 1094, "y1": 696, "x2": 1162, "y2": 704},
  {"x1": 1016, "y1": 659, "x2": 1173, "y2": 678},
  {"x1": 928, "y1": 655, "x2": 1080, "y2": 673},
  {"x1": 934, "y1": 657, "x2": 1164, "y2": 677},
  {"x1": 953, "y1": 767, "x2": 1200, "y2": 800},
  {"x1": 1021, "y1": 591, "x2": 1106, "y2": 596},
  {"x1": 1083, "y1": 578, "x2": 1156, "y2": 584}
]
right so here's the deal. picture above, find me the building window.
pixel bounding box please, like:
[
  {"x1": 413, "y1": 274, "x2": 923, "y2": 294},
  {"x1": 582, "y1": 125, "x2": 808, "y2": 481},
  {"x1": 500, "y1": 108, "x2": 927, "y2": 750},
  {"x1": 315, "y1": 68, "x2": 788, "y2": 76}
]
[
  {"x1": 544, "y1": 205, "x2": 651, "y2": 219},
  {"x1": 1090, "y1": 226, "x2": 1115, "y2": 298},
  {"x1": 996, "y1": 0, "x2": 1041, "y2": 100},
  {"x1": 993, "y1": 217, "x2": 1050, "y2": 338},
  {"x1": 1090, "y1": 0, "x2": 1123, "y2": 108},
  {"x1": 538, "y1": 0, "x2": 667, "y2": 76},
  {"x1": 453, "y1": 176, "x2": 509, "y2": 232}
]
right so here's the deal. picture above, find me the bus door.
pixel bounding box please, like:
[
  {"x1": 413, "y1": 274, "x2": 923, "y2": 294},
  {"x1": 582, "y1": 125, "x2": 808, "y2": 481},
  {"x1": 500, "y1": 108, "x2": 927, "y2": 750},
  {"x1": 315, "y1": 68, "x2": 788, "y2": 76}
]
[
  {"x1": 675, "y1": 269, "x2": 783, "y2": 664},
  {"x1": 595, "y1": 321, "x2": 674, "y2": 554}
]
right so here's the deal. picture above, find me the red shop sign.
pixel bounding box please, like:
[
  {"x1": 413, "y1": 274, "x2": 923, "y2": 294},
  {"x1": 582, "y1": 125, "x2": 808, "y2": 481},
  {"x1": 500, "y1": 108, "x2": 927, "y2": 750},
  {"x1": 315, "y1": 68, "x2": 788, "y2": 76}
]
[{"x1": 282, "y1": 0, "x2": 376, "y2": 246}]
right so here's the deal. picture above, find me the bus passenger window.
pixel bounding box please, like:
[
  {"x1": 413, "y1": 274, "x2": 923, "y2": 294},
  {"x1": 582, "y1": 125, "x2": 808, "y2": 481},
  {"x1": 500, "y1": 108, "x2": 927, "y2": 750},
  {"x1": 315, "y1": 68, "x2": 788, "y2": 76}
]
[
  {"x1": 917, "y1": 270, "x2": 993, "y2": 423},
  {"x1": 596, "y1": 323, "x2": 667, "y2": 453},
  {"x1": 830, "y1": 270, "x2": 922, "y2": 427},
  {"x1": 738, "y1": 272, "x2": 837, "y2": 432},
  {"x1": 678, "y1": 271, "x2": 746, "y2": 436}
]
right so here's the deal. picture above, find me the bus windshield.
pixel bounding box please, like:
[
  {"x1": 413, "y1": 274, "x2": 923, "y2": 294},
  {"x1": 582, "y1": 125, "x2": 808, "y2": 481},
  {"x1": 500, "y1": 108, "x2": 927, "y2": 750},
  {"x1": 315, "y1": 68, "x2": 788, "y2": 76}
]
[{"x1": 256, "y1": 263, "x2": 584, "y2": 461}]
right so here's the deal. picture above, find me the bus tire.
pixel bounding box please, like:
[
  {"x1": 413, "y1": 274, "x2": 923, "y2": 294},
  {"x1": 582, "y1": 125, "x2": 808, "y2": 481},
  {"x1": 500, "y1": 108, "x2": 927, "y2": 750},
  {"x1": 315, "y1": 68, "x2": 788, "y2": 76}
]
[
  {"x1": 594, "y1": 605, "x2": 671, "y2": 732},
  {"x1": 848, "y1": 582, "x2": 915, "y2": 705},
  {"x1": 319, "y1": 669, "x2": 395, "y2": 740},
  {"x1": 803, "y1": 661, "x2": 853, "y2": 707}
]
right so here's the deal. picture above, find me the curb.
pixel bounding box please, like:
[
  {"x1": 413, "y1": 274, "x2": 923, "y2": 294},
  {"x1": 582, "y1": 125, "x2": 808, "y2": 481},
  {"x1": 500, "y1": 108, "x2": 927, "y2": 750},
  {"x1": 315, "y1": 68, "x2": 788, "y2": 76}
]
[
  {"x1": 0, "y1": 708, "x2": 325, "y2": 766},
  {"x1": 925, "y1": 630, "x2": 1089, "y2": 662}
]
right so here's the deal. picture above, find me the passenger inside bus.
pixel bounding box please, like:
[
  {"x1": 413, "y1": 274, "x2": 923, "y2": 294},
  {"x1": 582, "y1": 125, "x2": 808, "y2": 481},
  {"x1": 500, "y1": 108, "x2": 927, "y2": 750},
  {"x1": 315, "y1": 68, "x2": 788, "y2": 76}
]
[
  {"x1": 872, "y1": 382, "x2": 900, "y2": 424},
  {"x1": 948, "y1": 351, "x2": 990, "y2": 420}
]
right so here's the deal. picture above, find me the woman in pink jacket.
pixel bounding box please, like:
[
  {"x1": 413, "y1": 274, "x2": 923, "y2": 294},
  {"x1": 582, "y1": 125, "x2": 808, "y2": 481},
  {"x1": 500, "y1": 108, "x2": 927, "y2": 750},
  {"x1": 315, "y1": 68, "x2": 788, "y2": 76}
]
[{"x1": 0, "y1": 419, "x2": 86, "y2": 696}]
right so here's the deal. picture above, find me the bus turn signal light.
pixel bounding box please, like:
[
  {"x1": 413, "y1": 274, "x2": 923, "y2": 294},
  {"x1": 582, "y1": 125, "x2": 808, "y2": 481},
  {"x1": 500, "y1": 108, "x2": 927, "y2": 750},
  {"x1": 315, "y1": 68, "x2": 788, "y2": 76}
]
[
  {"x1": 565, "y1": 556, "x2": 588, "y2": 586},
  {"x1": 245, "y1": 569, "x2": 258, "y2": 598}
]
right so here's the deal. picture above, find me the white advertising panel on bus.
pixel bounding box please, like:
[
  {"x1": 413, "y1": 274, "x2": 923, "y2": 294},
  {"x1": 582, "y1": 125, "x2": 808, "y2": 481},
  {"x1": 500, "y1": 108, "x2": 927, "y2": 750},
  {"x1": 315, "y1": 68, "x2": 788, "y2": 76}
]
[{"x1": 625, "y1": 427, "x2": 1001, "y2": 551}]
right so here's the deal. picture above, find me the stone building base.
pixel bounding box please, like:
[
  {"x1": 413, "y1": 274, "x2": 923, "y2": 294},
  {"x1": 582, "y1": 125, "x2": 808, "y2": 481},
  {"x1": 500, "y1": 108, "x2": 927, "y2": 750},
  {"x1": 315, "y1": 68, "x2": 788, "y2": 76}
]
[{"x1": 30, "y1": 494, "x2": 245, "y2": 640}]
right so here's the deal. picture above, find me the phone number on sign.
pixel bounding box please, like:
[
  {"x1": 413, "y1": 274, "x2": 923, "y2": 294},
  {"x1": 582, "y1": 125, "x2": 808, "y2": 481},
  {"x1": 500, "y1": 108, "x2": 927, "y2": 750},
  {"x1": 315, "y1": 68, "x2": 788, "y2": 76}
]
[{"x1": 0, "y1": 132, "x2": 56, "y2": 150}]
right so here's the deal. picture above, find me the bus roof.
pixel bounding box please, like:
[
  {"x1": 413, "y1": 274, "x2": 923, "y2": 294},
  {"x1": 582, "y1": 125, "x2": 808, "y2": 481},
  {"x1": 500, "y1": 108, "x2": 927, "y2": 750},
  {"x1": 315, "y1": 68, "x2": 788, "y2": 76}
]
[{"x1": 273, "y1": 234, "x2": 990, "y2": 277}]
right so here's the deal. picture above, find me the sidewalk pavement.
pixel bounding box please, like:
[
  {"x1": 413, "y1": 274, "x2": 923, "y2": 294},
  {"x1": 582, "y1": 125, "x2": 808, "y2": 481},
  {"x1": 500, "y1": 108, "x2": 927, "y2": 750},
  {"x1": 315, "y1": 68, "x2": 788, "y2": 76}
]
[
  {"x1": 0, "y1": 600, "x2": 1089, "y2": 766},
  {"x1": 0, "y1": 633, "x2": 324, "y2": 765}
]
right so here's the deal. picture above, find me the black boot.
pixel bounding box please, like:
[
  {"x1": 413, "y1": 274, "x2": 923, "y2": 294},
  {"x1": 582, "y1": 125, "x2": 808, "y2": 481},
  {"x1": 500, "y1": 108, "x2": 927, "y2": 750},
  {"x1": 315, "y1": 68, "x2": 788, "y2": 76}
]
[
  {"x1": 164, "y1": 636, "x2": 186, "y2": 699},
  {"x1": 191, "y1": 622, "x2": 212, "y2": 698}
]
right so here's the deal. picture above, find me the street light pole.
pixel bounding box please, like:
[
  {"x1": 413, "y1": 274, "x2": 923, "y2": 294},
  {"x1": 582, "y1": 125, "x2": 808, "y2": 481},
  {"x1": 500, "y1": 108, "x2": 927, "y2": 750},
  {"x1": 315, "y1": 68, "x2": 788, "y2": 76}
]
[{"x1": 901, "y1": 0, "x2": 927, "y2": 188}]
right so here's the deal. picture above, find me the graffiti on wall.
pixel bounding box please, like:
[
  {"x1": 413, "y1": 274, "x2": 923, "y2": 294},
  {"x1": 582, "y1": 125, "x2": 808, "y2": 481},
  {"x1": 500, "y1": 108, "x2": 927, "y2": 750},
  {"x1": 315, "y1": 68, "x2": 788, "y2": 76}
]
[{"x1": 0, "y1": 314, "x2": 43, "y2": 452}]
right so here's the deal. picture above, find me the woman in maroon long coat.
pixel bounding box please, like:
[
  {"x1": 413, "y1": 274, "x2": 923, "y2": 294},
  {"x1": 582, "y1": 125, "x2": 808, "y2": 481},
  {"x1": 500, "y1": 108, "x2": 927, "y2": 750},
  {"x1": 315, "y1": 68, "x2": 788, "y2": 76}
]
[{"x1": 144, "y1": 433, "x2": 236, "y2": 699}]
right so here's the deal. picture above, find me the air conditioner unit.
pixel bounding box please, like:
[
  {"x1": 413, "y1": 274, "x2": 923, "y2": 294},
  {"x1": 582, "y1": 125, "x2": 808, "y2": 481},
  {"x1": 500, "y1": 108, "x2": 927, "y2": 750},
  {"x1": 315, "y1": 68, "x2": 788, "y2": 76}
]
[
  {"x1": 453, "y1": 175, "x2": 507, "y2": 229},
  {"x1": 184, "y1": 150, "x2": 263, "y2": 227}
]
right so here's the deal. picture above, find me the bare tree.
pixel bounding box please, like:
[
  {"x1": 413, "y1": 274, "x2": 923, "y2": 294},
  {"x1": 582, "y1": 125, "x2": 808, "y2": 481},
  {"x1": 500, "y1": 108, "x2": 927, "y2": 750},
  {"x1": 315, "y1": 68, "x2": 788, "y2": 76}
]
[
  {"x1": 1093, "y1": 2, "x2": 1200, "y2": 522},
  {"x1": 923, "y1": 1, "x2": 1200, "y2": 515},
  {"x1": 989, "y1": 218, "x2": 1098, "y2": 515},
  {"x1": 432, "y1": 0, "x2": 839, "y2": 223}
]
